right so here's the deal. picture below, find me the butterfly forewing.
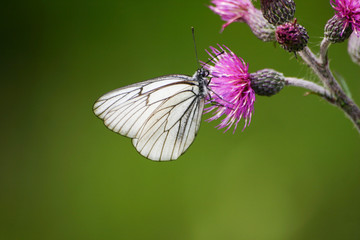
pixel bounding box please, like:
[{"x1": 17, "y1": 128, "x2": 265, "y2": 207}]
[
  {"x1": 94, "y1": 76, "x2": 193, "y2": 137},
  {"x1": 93, "y1": 74, "x2": 207, "y2": 161}
]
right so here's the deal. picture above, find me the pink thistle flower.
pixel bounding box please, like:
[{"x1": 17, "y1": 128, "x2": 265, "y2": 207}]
[
  {"x1": 209, "y1": 0, "x2": 276, "y2": 41},
  {"x1": 331, "y1": 0, "x2": 360, "y2": 36},
  {"x1": 209, "y1": 0, "x2": 253, "y2": 31},
  {"x1": 204, "y1": 45, "x2": 255, "y2": 133}
]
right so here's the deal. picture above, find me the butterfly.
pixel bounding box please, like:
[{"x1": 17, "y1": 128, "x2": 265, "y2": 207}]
[{"x1": 93, "y1": 68, "x2": 212, "y2": 161}]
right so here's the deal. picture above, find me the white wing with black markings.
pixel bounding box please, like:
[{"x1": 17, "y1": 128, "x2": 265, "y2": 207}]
[{"x1": 93, "y1": 72, "x2": 208, "y2": 161}]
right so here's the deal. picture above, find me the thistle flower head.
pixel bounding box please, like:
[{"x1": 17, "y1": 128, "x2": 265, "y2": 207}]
[
  {"x1": 203, "y1": 45, "x2": 255, "y2": 133},
  {"x1": 276, "y1": 20, "x2": 309, "y2": 52},
  {"x1": 209, "y1": 0, "x2": 276, "y2": 41},
  {"x1": 324, "y1": 15, "x2": 353, "y2": 43},
  {"x1": 331, "y1": 0, "x2": 360, "y2": 36},
  {"x1": 209, "y1": 0, "x2": 253, "y2": 31}
]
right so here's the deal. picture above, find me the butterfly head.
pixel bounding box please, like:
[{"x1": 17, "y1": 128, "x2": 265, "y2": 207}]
[{"x1": 196, "y1": 68, "x2": 210, "y2": 79}]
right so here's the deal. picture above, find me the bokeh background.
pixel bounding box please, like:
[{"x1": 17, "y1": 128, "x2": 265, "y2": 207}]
[{"x1": 2, "y1": 1, "x2": 360, "y2": 239}]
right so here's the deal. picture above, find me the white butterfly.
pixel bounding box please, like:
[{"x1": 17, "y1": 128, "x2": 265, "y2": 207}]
[{"x1": 93, "y1": 68, "x2": 211, "y2": 161}]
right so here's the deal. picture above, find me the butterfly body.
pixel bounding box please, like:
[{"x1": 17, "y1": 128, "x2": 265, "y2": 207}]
[{"x1": 93, "y1": 68, "x2": 210, "y2": 161}]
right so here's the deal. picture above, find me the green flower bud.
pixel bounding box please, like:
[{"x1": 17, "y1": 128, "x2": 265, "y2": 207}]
[
  {"x1": 324, "y1": 15, "x2": 352, "y2": 43},
  {"x1": 250, "y1": 69, "x2": 285, "y2": 96},
  {"x1": 247, "y1": 7, "x2": 276, "y2": 42},
  {"x1": 260, "y1": 0, "x2": 296, "y2": 26}
]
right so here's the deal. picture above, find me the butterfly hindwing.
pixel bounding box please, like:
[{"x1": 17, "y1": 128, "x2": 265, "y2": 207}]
[{"x1": 133, "y1": 87, "x2": 205, "y2": 161}]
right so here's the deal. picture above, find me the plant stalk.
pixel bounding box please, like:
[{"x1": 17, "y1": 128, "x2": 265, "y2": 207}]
[
  {"x1": 285, "y1": 77, "x2": 334, "y2": 101},
  {"x1": 299, "y1": 40, "x2": 360, "y2": 133}
]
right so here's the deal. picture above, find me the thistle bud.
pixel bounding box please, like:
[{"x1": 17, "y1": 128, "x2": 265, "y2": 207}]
[
  {"x1": 260, "y1": 0, "x2": 296, "y2": 26},
  {"x1": 324, "y1": 15, "x2": 352, "y2": 43},
  {"x1": 246, "y1": 7, "x2": 276, "y2": 42},
  {"x1": 250, "y1": 69, "x2": 285, "y2": 96},
  {"x1": 348, "y1": 32, "x2": 360, "y2": 65},
  {"x1": 275, "y1": 20, "x2": 309, "y2": 53}
]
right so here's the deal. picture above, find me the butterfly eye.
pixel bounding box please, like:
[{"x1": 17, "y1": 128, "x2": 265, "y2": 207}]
[
  {"x1": 203, "y1": 70, "x2": 210, "y2": 77},
  {"x1": 198, "y1": 69, "x2": 209, "y2": 78},
  {"x1": 202, "y1": 70, "x2": 209, "y2": 78}
]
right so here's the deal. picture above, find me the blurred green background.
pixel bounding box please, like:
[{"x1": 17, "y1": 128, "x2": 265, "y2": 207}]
[{"x1": 2, "y1": 0, "x2": 360, "y2": 239}]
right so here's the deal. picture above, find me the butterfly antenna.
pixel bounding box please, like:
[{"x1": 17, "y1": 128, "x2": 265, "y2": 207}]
[
  {"x1": 191, "y1": 27, "x2": 201, "y2": 69},
  {"x1": 192, "y1": 27, "x2": 225, "y2": 69},
  {"x1": 202, "y1": 50, "x2": 224, "y2": 67}
]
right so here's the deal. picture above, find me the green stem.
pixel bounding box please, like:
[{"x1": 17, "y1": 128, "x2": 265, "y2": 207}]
[
  {"x1": 299, "y1": 42, "x2": 360, "y2": 133},
  {"x1": 285, "y1": 77, "x2": 334, "y2": 101}
]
